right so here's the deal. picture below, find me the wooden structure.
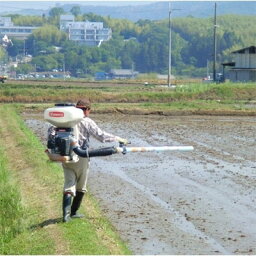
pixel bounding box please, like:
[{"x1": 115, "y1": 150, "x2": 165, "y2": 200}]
[{"x1": 223, "y1": 46, "x2": 256, "y2": 82}]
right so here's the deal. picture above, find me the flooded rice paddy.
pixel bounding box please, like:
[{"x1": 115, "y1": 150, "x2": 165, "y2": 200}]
[{"x1": 24, "y1": 113, "x2": 256, "y2": 255}]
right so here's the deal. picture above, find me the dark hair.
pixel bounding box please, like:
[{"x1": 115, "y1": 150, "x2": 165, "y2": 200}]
[{"x1": 76, "y1": 99, "x2": 91, "y2": 109}]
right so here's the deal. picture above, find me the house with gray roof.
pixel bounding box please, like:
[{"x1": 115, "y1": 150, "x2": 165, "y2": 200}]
[
  {"x1": 109, "y1": 69, "x2": 139, "y2": 79},
  {"x1": 223, "y1": 46, "x2": 256, "y2": 82}
]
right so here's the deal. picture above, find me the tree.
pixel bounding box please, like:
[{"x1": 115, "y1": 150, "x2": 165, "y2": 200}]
[
  {"x1": 32, "y1": 25, "x2": 67, "y2": 46},
  {"x1": 49, "y1": 7, "x2": 65, "y2": 18},
  {"x1": 15, "y1": 63, "x2": 35, "y2": 74},
  {"x1": 82, "y1": 13, "x2": 105, "y2": 23},
  {"x1": 48, "y1": 7, "x2": 65, "y2": 26},
  {"x1": 120, "y1": 39, "x2": 140, "y2": 69},
  {"x1": 65, "y1": 51, "x2": 80, "y2": 75},
  {"x1": 4, "y1": 12, "x2": 256, "y2": 78},
  {"x1": 6, "y1": 39, "x2": 24, "y2": 57},
  {"x1": 31, "y1": 55, "x2": 58, "y2": 71},
  {"x1": 0, "y1": 46, "x2": 6, "y2": 62},
  {"x1": 70, "y1": 6, "x2": 81, "y2": 17},
  {"x1": 12, "y1": 15, "x2": 45, "y2": 26}
]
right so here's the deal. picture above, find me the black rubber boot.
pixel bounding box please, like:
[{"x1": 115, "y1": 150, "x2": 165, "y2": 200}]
[
  {"x1": 71, "y1": 191, "x2": 85, "y2": 218},
  {"x1": 63, "y1": 193, "x2": 72, "y2": 222}
]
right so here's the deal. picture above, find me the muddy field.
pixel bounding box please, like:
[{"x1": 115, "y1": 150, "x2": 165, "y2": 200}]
[{"x1": 25, "y1": 113, "x2": 256, "y2": 255}]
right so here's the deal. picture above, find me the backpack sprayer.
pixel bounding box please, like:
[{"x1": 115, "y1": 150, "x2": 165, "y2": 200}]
[{"x1": 44, "y1": 103, "x2": 194, "y2": 163}]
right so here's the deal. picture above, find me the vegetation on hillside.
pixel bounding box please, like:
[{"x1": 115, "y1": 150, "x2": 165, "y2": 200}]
[{"x1": 2, "y1": 8, "x2": 256, "y2": 78}]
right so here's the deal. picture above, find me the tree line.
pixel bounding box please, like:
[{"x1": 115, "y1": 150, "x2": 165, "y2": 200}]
[{"x1": 3, "y1": 7, "x2": 256, "y2": 78}]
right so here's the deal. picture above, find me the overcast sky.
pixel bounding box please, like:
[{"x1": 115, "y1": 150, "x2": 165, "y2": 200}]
[{"x1": 0, "y1": 1, "x2": 154, "y2": 12}]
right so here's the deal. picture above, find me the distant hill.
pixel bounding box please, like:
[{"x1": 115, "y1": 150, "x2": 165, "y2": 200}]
[
  {"x1": 73, "y1": 1, "x2": 256, "y2": 21},
  {"x1": 1, "y1": 1, "x2": 256, "y2": 21}
]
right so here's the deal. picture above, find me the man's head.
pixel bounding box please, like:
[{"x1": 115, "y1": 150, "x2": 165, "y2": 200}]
[
  {"x1": 76, "y1": 99, "x2": 91, "y2": 116},
  {"x1": 76, "y1": 99, "x2": 91, "y2": 109}
]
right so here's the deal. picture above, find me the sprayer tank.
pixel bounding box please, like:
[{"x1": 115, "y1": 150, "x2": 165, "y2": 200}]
[{"x1": 44, "y1": 106, "x2": 84, "y2": 128}]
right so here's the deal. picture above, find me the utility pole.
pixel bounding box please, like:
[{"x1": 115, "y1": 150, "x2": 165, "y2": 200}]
[
  {"x1": 23, "y1": 39, "x2": 26, "y2": 57},
  {"x1": 213, "y1": 2, "x2": 217, "y2": 82},
  {"x1": 63, "y1": 59, "x2": 66, "y2": 81},
  {"x1": 33, "y1": 39, "x2": 36, "y2": 56},
  {"x1": 207, "y1": 59, "x2": 209, "y2": 78},
  {"x1": 168, "y1": 2, "x2": 180, "y2": 87},
  {"x1": 168, "y1": 4, "x2": 172, "y2": 87}
]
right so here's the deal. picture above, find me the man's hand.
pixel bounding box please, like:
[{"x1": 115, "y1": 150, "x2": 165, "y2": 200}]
[{"x1": 116, "y1": 137, "x2": 129, "y2": 145}]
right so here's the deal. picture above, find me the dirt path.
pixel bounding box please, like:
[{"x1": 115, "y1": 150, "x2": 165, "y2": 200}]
[{"x1": 25, "y1": 113, "x2": 256, "y2": 254}]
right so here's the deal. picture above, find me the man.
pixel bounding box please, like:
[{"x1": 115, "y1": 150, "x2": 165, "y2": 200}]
[{"x1": 62, "y1": 98, "x2": 128, "y2": 222}]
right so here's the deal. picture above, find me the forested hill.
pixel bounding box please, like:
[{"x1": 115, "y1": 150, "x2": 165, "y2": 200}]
[
  {"x1": 61, "y1": 1, "x2": 256, "y2": 21},
  {"x1": 5, "y1": 13, "x2": 256, "y2": 78},
  {"x1": 1, "y1": 1, "x2": 256, "y2": 21}
]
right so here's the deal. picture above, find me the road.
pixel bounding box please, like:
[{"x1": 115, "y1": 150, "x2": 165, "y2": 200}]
[{"x1": 25, "y1": 114, "x2": 256, "y2": 254}]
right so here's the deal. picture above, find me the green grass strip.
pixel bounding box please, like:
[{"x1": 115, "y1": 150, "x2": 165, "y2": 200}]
[
  {"x1": 0, "y1": 145, "x2": 24, "y2": 253},
  {"x1": 0, "y1": 104, "x2": 57, "y2": 255},
  {"x1": 1, "y1": 81, "x2": 255, "y2": 103}
]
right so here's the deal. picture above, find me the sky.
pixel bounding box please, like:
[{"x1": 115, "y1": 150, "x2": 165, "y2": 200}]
[
  {"x1": 0, "y1": 1, "x2": 155, "y2": 12},
  {"x1": 0, "y1": 0, "x2": 254, "y2": 15}
]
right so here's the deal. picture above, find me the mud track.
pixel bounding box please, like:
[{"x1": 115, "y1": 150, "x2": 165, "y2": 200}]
[{"x1": 25, "y1": 114, "x2": 256, "y2": 254}]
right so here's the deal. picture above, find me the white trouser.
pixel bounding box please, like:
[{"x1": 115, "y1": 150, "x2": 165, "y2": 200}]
[{"x1": 62, "y1": 157, "x2": 90, "y2": 196}]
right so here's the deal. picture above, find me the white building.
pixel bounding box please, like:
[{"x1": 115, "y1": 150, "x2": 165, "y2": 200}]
[
  {"x1": 60, "y1": 15, "x2": 112, "y2": 46},
  {"x1": 0, "y1": 16, "x2": 39, "y2": 40}
]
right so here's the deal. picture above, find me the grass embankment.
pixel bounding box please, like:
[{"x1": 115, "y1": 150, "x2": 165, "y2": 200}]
[
  {"x1": 20, "y1": 85, "x2": 256, "y2": 117},
  {"x1": 1, "y1": 81, "x2": 256, "y2": 115},
  {"x1": 0, "y1": 104, "x2": 130, "y2": 255}
]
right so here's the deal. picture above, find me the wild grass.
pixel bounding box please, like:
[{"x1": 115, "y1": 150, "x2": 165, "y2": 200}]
[
  {"x1": 1, "y1": 81, "x2": 255, "y2": 104},
  {"x1": 1, "y1": 81, "x2": 255, "y2": 117},
  {"x1": 176, "y1": 82, "x2": 256, "y2": 97},
  {"x1": 0, "y1": 146, "x2": 24, "y2": 254}
]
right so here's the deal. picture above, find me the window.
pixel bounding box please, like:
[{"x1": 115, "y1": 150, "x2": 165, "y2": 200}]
[
  {"x1": 86, "y1": 35, "x2": 94, "y2": 40},
  {"x1": 86, "y1": 29, "x2": 94, "y2": 34}
]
